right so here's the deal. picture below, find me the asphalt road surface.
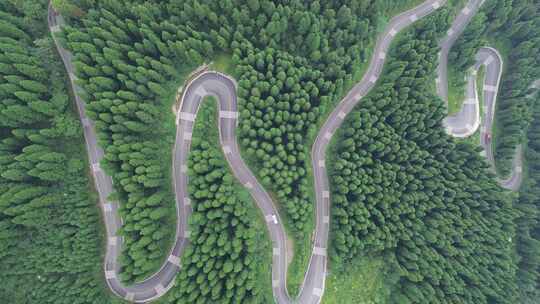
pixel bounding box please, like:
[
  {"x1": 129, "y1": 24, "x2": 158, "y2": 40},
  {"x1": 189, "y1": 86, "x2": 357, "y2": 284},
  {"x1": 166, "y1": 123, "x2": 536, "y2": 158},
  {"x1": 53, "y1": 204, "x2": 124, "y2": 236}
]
[
  {"x1": 49, "y1": 0, "x2": 444, "y2": 303},
  {"x1": 436, "y1": 0, "x2": 523, "y2": 191}
]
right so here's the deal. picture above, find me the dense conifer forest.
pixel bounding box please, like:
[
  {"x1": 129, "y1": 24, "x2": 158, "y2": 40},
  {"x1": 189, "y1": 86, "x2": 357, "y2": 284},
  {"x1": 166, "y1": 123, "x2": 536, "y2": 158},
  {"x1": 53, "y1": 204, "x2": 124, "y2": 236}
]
[
  {"x1": 331, "y1": 9, "x2": 519, "y2": 303},
  {"x1": 0, "y1": 1, "x2": 112, "y2": 302},
  {"x1": 517, "y1": 95, "x2": 540, "y2": 302},
  {"x1": 448, "y1": 0, "x2": 540, "y2": 302},
  {"x1": 0, "y1": 0, "x2": 538, "y2": 303},
  {"x1": 52, "y1": 0, "x2": 418, "y2": 289},
  {"x1": 164, "y1": 98, "x2": 272, "y2": 304}
]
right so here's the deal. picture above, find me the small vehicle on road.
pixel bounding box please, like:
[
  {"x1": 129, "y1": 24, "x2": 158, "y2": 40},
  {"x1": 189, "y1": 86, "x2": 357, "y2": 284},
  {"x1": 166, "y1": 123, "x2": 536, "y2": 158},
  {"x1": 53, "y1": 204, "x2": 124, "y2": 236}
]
[{"x1": 271, "y1": 215, "x2": 278, "y2": 224}]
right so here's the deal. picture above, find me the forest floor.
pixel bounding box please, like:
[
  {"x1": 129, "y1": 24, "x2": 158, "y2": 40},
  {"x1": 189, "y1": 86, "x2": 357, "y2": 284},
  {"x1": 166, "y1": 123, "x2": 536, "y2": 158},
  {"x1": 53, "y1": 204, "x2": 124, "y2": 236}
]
[
  {"x1": 323, "y1": 257, "x2": 390, "y2": 304},
  {"x1": 210, "y1": 53, "x2": 235, "y2": 75},
  {"x1": 447, "y1": 66, "x2": 466, "y2": 115}
]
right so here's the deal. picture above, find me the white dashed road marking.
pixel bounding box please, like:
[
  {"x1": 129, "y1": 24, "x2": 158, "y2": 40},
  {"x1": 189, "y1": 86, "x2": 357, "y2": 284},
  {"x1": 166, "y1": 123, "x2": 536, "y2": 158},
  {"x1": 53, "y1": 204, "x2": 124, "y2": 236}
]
[
  {"x1": 105, "y1": 270, "x2": 116, "y2": 279},
  {"x1": 168, "y1": 255, "x2": 181, "y2": 266},
  {"x1": 322, "y1": 191, "x2": 330, "y2": 199},
  {"x1": 265, "y1": 214, "x2": 278, "y2": 224},
  {"x1": 313, "y1": 247, "x2": 327, "y2": 256},
  {"x1": 219, "y1": 111, "x2": 239, "y2": 119},
  {"x1": 104, "y1": 203, "x2": 112, "y2": 212},
  {"x1": 324, "y1": 132, "x2": 332, "y2": 140},
  {"x1": 179, "y1": 112, "x2": 196, "y2": 122}
]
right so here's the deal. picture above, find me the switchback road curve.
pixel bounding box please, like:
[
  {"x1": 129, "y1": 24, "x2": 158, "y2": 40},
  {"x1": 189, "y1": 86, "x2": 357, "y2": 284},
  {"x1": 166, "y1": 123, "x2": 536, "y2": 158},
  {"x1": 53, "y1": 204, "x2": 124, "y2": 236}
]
[
  {"x1": 437, "y1": 0, "x2": 523, "y2": 191},
  {"x1": 48, "y1": 0, "x2": 444, "y2": 303}
]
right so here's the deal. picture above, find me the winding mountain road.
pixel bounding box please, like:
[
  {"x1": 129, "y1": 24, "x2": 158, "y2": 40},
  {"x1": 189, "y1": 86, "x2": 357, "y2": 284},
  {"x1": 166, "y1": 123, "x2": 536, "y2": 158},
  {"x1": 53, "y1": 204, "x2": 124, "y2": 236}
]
[
  {"x1": 49, "y1": 1, "x2": 444, "y2": 303},
  {"x1": 437, "y1": 0, "x2": 523, "y2": 191}
]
